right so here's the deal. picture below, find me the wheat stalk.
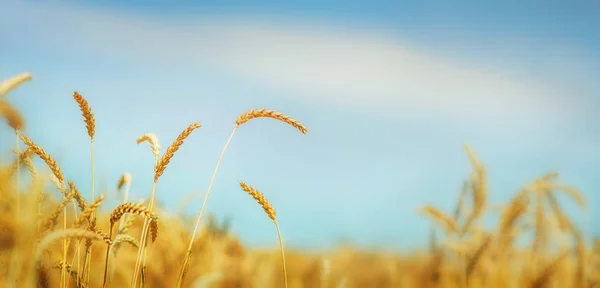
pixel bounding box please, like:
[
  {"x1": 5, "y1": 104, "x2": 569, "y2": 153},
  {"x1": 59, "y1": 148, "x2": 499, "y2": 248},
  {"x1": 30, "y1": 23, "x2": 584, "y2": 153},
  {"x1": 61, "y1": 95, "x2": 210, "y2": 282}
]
[
  {"x1": 105, "y1": 202, "x2": 158, "y2": 287},
  {"x1": 178, "y1": 108, "x2": 306, "y2": 287},
  {"x1": 72, "y1": 91, "x2": 96, "y2": 286},
  {"x1": 238, "y1": 181, "x2": 287, "y2": 288},
  {"x1": 132, "y1": 122, "x2": 200, "y2": 288}
]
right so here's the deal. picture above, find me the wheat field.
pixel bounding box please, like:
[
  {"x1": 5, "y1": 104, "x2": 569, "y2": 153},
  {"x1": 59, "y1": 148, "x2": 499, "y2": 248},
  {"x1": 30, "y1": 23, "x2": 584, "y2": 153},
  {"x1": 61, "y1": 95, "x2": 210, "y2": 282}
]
[{"x1": 0, "y1": 72, "x2": 599, "y2": 288}]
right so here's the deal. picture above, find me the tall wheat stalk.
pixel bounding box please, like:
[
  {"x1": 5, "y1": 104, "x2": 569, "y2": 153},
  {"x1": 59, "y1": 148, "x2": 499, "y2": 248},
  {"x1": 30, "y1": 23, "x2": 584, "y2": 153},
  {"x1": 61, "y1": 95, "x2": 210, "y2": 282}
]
[
  {"x1": 131, "y1": 123, "x2": 200, "y2": 288},
  {"x1": 176, "y1": 108, "x2": 307, "y2": 287},
  {"x1": 72, "y1": 91, "x2": 96, "y2": 286}
]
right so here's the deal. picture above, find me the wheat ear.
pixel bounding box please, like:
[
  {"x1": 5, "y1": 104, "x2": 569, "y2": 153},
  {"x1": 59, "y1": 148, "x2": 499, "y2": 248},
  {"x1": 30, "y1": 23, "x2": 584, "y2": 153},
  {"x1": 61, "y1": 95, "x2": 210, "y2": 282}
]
[
  {"x1": 0, "y1": 101, "x2": 24, "y2": 130},
  {"x1": 137, "y1": 133, "x2": 160, "y2": 159},
  {"x1": 20, "y1": 134, "x2": 64, "y2": 183},
  {"x1": 238, "y1": 181, "x2": 287, "y2": 288},
  {"x1": 132, "y1": 122, "x2": 200, "y2": 288},
  {"x1": 73, "y1": 91, "x2": 96, "y2": 285},
  {"x1": 419, "y1": 205, "x2": 459, "y2": 235},
  {"x1": 0, "y1": 72, "x2": 32, "y2": 98},
  {"x1": 178, "y1": 108, "x2": 306, "y2": 287},
  {"x1": 104, "y1": 203, "x2": 157, "y2": 287}
]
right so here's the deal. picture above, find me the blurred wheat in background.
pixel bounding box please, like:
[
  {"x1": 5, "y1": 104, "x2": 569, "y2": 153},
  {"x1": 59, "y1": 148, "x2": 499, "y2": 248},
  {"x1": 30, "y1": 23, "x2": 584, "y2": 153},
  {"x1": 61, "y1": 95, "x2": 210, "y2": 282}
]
[{"x1": 0, "y1": 71, "x2": 599, "y2": 288}]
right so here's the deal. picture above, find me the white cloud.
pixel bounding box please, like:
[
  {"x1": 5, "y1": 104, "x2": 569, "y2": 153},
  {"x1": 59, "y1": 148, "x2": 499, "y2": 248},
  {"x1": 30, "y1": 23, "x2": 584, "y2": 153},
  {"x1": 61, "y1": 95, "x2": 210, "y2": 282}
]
[{"x1": 1, "y1": 0, "x2": 585, "y2": 121}]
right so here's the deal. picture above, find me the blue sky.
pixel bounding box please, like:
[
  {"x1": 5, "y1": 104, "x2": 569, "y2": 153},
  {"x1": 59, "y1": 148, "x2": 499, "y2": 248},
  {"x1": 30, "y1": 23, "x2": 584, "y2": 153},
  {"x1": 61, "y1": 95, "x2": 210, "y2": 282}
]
[{"x1": 1, "y1": 0, "x2": 599, "y2": 250}]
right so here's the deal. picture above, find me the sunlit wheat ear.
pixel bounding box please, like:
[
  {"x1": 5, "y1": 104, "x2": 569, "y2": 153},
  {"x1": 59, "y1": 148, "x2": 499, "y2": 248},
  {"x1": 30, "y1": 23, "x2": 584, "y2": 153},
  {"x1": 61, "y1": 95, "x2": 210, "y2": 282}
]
[
  {"x1": 74, "y1": 194, "x2": 105, "y2": 227},
  {"x1": 136, "y1": 133, "x2": 161, "y2": 159},
  {"x1": 238, "y1": 181, "x2": 287, "y2": 288},
  {"x1": 154, "y1": 122, "x2": 201, "y2": 183},
  {"x1": 133, "y1": 122, "x2": 199, "y2": 288},
  {"x1": 0, "y1": 101, "x2": 24, "y2": 130},
  {"x1": 117, "y1": 172, "x2": 132, "y2": 191},
  {"x1": 35, "y1": 228, "x2": 101, "y2": 260},
  {"x1": 110, "y1": 203, "x2": 156, "y2": 226},
  {"x1": 418, "y1": 205, "x2": 459, "y2": 235},
  {"x1": 107, "y1": 203, "x2": 159, "y2": 287},
  {"x1": 235, "y1": 108, "x2": 308, "y2": 134},
  {"x1": 73, "y1": 91, "x2": 95, "y2": 139},
  {"x1": 19, "y1": 134, "x2": 64, "y2": 184},
  {"x1": 0, "y1": 72, "x2": 32, "y2": 98}
]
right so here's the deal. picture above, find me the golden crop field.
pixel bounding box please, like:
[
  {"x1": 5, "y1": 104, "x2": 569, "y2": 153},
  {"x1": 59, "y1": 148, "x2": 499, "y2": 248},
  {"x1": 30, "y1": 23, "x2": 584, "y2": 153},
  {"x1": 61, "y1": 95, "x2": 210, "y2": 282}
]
[{"x1": 0, "y1": 72, "x2": 598, "y2": 288}]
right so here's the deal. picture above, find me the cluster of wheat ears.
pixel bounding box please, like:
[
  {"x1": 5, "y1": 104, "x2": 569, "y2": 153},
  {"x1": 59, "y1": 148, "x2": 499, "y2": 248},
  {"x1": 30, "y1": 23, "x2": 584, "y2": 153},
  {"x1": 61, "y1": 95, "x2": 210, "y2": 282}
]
[{"x1": 0, "y1": 72, "x2": 598, "y2": 288}]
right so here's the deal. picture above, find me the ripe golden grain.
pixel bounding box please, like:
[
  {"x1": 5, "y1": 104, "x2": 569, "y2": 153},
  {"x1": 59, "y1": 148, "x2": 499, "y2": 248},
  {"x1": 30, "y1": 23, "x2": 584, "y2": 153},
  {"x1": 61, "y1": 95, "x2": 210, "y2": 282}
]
[
  {"x1": 19, "y1": 134, "x2": 64, "y2": 184},
  {"x1": 0, "y1": 72, "x2": 32, "y2": 98},
  {"x1": 154, "y1": 122, "x2": 201, "y2": 183},
  {"x1": 235, "y1": 108, "x2": 308, "y2": 134},
  {"x1": 67, "y1": 180, "x2": 88, "y2": 212},
  {"x1": 0, "y1": 101, "x2": 24, "y2": 130},
  {"x1": 72, "y1": 91, "x2": 96, "y2": 139},
  {"x1": 117, "y1": 173, "x2": 132, "y2": 191},
  {"x1": 239, "y1": 181, "x2": 276, "y2": 221},
  {"x1": 136, "y1": 133, "x2": 161, "y2": 159},
  {"x1": 74, "y1": 194, "x2": 105, "y2": 227},
  {"x1": 109, "y1": 203, "x2": 155, "y2": 225},
  {"x1": 418, "y1": 205, "x2": 459, "y2": 235},
  {"x1": 238, "y1": 181, "x2": 287, "y2": 288}
]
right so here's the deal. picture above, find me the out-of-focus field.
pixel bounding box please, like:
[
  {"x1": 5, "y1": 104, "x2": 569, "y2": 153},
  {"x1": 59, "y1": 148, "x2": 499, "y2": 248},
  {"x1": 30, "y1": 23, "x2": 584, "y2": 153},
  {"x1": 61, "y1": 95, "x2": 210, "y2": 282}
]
[{"x1": 1, "y1": 73, "x2": 599, "y2": 288}]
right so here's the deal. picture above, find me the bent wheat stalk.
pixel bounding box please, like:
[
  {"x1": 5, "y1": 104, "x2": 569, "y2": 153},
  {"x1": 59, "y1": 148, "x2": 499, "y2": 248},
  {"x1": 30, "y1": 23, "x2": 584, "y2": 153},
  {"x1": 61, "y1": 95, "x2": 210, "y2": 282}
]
[{"x1": 176, "y1": 108, "x2": 306, "y2": 287}]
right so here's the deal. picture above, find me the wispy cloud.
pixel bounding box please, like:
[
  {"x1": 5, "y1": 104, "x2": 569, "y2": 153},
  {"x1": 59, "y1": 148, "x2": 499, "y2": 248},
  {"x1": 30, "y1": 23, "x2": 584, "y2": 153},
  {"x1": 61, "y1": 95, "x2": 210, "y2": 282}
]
[{"x1": 2, "y1": 0, "x2": 587, "y2": 124}]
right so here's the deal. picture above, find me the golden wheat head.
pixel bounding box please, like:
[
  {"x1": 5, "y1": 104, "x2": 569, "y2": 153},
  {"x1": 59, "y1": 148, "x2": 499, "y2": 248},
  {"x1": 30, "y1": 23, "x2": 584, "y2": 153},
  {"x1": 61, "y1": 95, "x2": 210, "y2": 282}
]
[
  {"x1": 109, "y1": 202, "x2": 155, "y2": 225},
  {"x1": 235, "y1": 108, "x2": 308, "y2": 134},
  {"x1": 238, "y1": 181, "x2": 276, "y2": 221},
  {"x1": 117, "y1": 172, "x2": 132, "y2": 190},
  {"x1": 137, "y1": 133, "x2": 161, "y2": 159},
  {"x1": 0, "y1": 72, "x2": 32, "y2": 98},
  {"x1": 0, "y1": 100, "x2": 25, "y2": 130},
  {"x1": 154, "y1": 121, "x2": 201, "y2": 182},
  {"x1": 418, "y1": 205, "x2": 459, "y2": 235},
  {"x1": 19, "y1": 134, "x2": 64, "y2": 183},
  {"x1": 73, "y1": 91, "x2": 96, "y2": 139},
  {"x1": 67, "y1": 180, "x2": 88, "y2": 212}
]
